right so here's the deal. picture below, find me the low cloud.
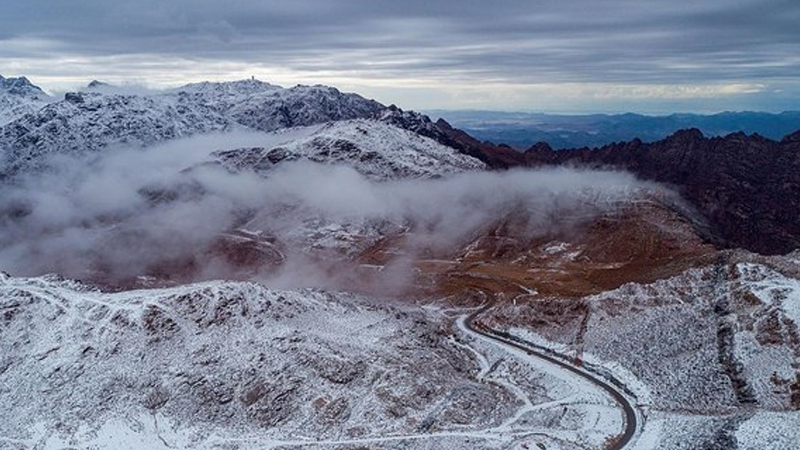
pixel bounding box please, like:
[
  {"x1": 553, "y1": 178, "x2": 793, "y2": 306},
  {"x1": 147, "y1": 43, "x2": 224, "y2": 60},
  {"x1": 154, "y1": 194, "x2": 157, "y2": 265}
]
[{"x1": 0, "y1": 133, "x2": 665, "y2": 291}]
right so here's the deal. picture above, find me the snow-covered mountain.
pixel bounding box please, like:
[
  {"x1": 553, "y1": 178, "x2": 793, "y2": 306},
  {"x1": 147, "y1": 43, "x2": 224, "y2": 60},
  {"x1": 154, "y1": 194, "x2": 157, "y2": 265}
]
[
  {"x1": 211, "y1": 119, "x2": 485, "y2": 180},
  {"x1": 0, "y1": 74, "x2": 51, "y2": 126},
  {"x1": 0, "y1": 91, "x2": 236, "y2": 176},
  {"x1": 0, "y1": 79, "x2": 386, "y2": 179},
  {"x1": 168, "y1": 79, "x2": 385, "y2": 133}
]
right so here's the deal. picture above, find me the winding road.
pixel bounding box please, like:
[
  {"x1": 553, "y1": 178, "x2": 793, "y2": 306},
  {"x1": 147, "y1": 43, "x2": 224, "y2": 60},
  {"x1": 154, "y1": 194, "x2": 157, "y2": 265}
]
[
  {"x1": 173, "y1": 302, "x2": 644, "y2": 450},
  {"x1": 243, "y1": 304, "x2": 644, "y2": 449},
  {"x1": 463, "y1": 304, "x2": 640, "y2": 450}
]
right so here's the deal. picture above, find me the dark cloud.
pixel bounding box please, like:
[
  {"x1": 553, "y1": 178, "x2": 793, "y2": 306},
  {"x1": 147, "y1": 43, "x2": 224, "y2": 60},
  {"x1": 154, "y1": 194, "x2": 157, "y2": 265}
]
[{"x1": 1, "y1": 0, "x2": 798, "y2": 111}]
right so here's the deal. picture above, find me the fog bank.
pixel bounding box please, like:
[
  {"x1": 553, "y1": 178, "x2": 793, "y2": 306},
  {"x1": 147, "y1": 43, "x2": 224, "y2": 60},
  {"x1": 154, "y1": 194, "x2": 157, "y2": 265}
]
[{"x1": 0, "y1": 134, "x2": 668, "y2": 290}]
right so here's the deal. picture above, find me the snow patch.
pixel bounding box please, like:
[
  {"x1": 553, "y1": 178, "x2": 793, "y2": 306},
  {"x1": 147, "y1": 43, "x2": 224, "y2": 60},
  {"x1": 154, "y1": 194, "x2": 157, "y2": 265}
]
[
  {"x1": 738, "y1": 262, "x2": 800, "y2": 327},
  {"x1": 736, "y1": 411, "x2": 800, "y2": 450}
]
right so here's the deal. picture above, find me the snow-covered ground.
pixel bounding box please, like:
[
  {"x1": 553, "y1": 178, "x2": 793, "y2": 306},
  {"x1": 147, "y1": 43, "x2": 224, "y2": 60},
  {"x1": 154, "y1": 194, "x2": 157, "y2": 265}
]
[
  {"x1": 0, "y1": 273, "x2": 495, "y2": 448},
  {"x1": 0, "y1": 271, "x2": 666, "y2": 450},
  {"x1": 490, "y1": 252, "x2": 800, "y2": 448}
]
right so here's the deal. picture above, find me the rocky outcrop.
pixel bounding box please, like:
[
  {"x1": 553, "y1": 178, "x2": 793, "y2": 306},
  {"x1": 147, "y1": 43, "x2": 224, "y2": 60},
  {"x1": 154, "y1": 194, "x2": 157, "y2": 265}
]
[{"x1": 210, "y1": 119, "x2": 485, "y2": 181}]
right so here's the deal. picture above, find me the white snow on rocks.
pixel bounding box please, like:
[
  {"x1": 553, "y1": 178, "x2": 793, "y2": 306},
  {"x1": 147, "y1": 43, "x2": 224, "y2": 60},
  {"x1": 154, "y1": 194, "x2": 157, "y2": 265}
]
[
  {"x1": 490, "y1": 255, "x2": 800, "y2": 449},
  {"x1": 736, "y1": 262, "x2": 800, "y2": 328},
  {"x1": 211, "y1": 119, "x2": 486, "y2": 181},
  {"x1": 736, "y1": 412, "x2": 800, "y2": 450},
  {"x1": 0, "y1": 274, "x2": 515, "y2": 449},
  {"x1": 0, "y1": 80, "x2": 385, "y2": 178},
  {"x1": 0, "y1": 74, "x2": 51, "y2": 126}
]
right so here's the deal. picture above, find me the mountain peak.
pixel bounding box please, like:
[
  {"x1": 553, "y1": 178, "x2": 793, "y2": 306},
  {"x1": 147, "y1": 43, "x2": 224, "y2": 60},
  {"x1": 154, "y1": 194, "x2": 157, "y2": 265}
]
[
  {"x1": 0, "y1": 74, "x2": 51, "y2": 126},
  {"x1": 658, "y1": 128, "x2": 706, "y2": 148},
  {"x1": 781, "y1": 130, "x2": 800, "y2": 144},
  {"x1": 0, "y1": 74, "x2": 48, "y2": 99},
  {"x1": 525, "y1": 141, "x2": 553, "y2": 154},
  {"x1": 87, "y1": 80, "x2": 111, "y2": 89},
  {"x1": 176, "y1": 78, "x2": 283, "y2": 97},
  {"x1": 668, "y1": 127, "x2": 705, "y2": 141}
]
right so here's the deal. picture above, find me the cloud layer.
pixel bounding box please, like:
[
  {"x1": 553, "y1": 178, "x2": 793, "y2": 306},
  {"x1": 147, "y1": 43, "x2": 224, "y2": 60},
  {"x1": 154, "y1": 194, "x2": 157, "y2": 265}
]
[
  {"x1": 0, "y1": 133, "x2": 660, "y2": 291},
  {"x1": 1, "y1": 1, "x2": 798, "y2": 111}
]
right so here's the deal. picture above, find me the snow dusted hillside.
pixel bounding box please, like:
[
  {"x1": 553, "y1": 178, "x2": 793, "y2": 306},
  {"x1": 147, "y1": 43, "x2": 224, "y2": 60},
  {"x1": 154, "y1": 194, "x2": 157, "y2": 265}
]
[
  {"x1": 0, "y1": 269, "x2": 656, "y2": 450},
  {"x1": 0, "y1": 79, "x2": 385, "y2": 178},
  {"x1": 170, "y1": 80, "x2": 384, "y2": 132},
  {"x1": 0, "y1": 74, "x2": 50, "y2": 126},
  {"x1": 0, "y1": 91, "x2": 235, "y2": 176},
  {"x1": 211, "y1": 119, "x2": 486, "y2": 180},
  {"x1": 491, "y1": 250, "x2": 800, "y2": 449},
  {"x1": 1, "y1": 271, "x2": 635, "y2": 450}
]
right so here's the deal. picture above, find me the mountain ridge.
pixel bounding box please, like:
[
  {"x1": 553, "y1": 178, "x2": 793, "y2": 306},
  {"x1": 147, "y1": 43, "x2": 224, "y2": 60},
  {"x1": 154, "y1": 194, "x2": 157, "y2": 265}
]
[
  {"x1": 439, "y1": 123, "x2": 800, "y2": 255},
  {"x1": 0, "y1": 77, "x2": 390, "y2": 179},
  {"x1": 431, "y1": 109, "x2": 800, "y2": 150}
]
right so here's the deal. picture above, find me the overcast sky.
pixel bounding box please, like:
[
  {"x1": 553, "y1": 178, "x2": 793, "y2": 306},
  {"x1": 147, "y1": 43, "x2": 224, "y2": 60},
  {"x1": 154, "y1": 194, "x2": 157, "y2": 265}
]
[{"x1": 1, "y1": 0, "x2": 798, "y2": 113}]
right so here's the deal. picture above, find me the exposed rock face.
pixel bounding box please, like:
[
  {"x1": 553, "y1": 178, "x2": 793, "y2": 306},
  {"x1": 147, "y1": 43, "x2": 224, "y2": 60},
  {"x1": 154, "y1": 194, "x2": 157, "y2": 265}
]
[
  {"x1": 536, "y1": 129, "x2": 800, "y2": 255},
  {"x1": 437, "y1": 121, "x2": 800, "y2": 255},
  {"x1": 435, "y1": 118, "x2": 529, "y2": 169}
]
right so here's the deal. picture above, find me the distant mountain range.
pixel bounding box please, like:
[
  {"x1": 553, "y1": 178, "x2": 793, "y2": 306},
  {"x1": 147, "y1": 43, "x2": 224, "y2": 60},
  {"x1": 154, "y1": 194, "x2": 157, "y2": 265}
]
[{"x1": 429, "y1": 109, "x2": 800, "y2": 149}]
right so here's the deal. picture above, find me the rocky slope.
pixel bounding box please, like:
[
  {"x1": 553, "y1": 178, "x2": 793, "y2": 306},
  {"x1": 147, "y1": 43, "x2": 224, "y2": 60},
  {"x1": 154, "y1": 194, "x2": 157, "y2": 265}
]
[
  {"x1": 0, "y1": 273, "x2": 514, "y2": 448},
  {"x1": 0, "y1": 79, "x2": 385, "y2": 179},
  {"x1": 211, "y1": 119, "x2": 486, "y2": 181},
  {"x1": 486, "y1": 250, "x2": 800, "y2": 449},
  {"x1": 533, "y1": 129, "x2": 800, "y2": 256},
  {"x1": 434, "y1": 118, "x2": 530, "y2": 169},
  {"x1": 0, "y1": 91, "x2": 235, "y2": 177}
]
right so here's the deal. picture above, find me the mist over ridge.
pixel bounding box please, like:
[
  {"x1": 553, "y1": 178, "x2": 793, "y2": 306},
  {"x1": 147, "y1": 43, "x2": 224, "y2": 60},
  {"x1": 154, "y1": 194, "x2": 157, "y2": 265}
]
[{"x1": 0, "y1": 130, "x2": 664, "y2": 290}]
